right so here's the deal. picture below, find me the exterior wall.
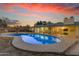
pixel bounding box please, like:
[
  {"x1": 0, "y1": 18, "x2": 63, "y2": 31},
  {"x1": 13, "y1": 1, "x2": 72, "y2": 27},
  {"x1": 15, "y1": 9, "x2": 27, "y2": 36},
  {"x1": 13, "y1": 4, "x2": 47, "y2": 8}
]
[
  {"x1": 66, "y1": 26, "x2": 76, "y2": 36},
  {"x1": 34, "y1": 27, "x2": 49, "y2": 34},
  {"x1": 35, "y1": 27, "x2": 40, "y2": 33},
  {"x1": 40, "y1": 27, "x2": 44, "y2": 34},
  {"x1": 51, "y1": 26, "x2": 63, "y2": 36},
  {"x1": 51, "y1": 26, "x2": 76, "y2": 36},
  {"x1": 34, "y1": 26, "x2": 78, "y2": 37},
  {"x1": 76, "y1": 26, "x2": 79, "y2": 37},
  {"x1": 43, "y1": 27, "x2": 49, "y2": 34}
]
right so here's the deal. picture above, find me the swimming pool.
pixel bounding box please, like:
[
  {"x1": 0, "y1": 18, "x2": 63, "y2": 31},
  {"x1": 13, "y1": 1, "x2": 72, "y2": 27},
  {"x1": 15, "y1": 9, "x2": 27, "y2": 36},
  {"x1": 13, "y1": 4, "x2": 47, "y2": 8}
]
[{"x1": 9, "y1": 34, "x2": 61, "y2": 45}]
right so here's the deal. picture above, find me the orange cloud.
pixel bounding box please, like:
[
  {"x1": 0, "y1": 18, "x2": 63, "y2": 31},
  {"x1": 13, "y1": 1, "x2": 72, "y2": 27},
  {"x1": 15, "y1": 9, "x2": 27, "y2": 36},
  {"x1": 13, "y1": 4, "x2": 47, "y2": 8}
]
[
  {"x1": 1, "y1": 3, "x2": 79, "y2": 15},
  {"x1": 18, "y1": 13, "x2": 51, "y2": 20},
  {"x1": 17, "y1": 4, "x2": 79, "y2": 15}
]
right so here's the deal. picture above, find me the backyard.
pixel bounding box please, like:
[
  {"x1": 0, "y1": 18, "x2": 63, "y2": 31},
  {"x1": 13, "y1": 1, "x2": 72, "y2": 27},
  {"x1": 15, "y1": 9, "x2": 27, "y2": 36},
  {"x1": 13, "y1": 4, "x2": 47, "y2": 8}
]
[
  {"x1": 0, "y1": 3, "x2": 79, "y2": 56},
  {"x1": 0, "y1": 36, "x2": 60, "y2": 56},
  {"x1": 0, "y1": 34, "x2": 79, "y2": 56}
]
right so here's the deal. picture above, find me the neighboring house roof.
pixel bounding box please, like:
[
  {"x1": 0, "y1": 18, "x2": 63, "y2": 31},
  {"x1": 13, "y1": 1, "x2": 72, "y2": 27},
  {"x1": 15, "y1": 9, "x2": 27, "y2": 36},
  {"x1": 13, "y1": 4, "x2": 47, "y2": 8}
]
[{"x1": 6, "y1": 20, "x2": 19, "y2": 25}]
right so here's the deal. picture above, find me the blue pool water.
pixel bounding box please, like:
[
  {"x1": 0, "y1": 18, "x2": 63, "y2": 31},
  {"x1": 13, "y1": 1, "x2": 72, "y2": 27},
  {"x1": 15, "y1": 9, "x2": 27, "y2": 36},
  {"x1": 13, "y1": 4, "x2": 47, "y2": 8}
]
[{"x1": 10, "y1": 34, "x2": 61, "y2": 45}]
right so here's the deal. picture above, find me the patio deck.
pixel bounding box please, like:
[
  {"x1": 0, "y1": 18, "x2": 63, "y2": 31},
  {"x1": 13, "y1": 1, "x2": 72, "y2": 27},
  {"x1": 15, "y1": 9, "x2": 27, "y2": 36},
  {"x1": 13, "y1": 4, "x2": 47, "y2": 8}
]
[
  {"x1": 12, "y1": 36, "x2": 77, "y2": 54},
  {"x1": 1, "y1": 33, "x2": 79, "y2": 55},
  {"x1": 65, "y1": 40, "x2": 79, "y2": 55}
]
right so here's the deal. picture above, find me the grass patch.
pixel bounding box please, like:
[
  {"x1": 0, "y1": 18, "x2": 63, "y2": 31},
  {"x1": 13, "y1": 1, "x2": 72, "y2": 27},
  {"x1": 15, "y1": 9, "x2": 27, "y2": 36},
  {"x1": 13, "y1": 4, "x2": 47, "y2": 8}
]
[{"x1": 0, "y1": 37, "x2": 13, "y2": 50}]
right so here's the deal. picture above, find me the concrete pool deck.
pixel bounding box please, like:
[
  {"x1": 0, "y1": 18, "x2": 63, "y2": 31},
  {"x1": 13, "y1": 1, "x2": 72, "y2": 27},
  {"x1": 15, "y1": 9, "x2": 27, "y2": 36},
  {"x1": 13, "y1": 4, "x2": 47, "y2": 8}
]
[
  {"x1": 65, "y1": 41, "x2": 79, "y2": 55},
  {"x1": 1, "y1": 32, "x2": 79, "y2": 55},
  {"x1": 12, "y1": 36, "x2": 77, "y2": 54}
]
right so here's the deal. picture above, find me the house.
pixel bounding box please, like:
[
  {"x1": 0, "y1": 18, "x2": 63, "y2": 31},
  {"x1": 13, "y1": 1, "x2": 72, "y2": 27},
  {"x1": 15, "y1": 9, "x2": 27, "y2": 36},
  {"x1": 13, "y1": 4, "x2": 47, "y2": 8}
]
[{"x1": 34, "y1": 16, "x2": 79, "y2": 37}]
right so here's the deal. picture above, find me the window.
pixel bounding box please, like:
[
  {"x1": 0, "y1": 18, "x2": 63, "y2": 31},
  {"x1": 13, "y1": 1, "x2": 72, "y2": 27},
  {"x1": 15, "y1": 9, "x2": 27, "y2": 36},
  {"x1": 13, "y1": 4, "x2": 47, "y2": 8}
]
[
  {"x1": 63, "y1": 29, "x2": 68, "y2": 35},
  {"x1": 63, "y1": 33, "x2": 68, "y2": 35},
  {"x1": 63, "y1": 29, "x2": 68, "y2": 31}
]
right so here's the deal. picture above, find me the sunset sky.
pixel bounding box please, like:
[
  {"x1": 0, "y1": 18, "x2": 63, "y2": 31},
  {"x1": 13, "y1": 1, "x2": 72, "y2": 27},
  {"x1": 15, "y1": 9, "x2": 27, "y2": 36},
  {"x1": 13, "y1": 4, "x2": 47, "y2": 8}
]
[{"x1": 0, "y1": 3, "x2": 79, "y2": 26}]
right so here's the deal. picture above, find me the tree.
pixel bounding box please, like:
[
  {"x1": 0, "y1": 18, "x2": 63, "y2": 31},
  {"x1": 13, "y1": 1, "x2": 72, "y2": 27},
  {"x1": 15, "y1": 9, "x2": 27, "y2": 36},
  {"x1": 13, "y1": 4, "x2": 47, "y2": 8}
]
[
  {"x1": 0, "y1": 19, "x2": 3, "y2": 26},
  {"x1": 39, "y1": 21, "x2": 43, "y2": 25},
  {"x1": 70, "y1": 16, "x2": 74, "y2": 19},
  {"x1": 0, "y1": 18, "x2": 7, "y2": 28},
  {"x1": 47, "y1": 21, "x2": 53, "y2": 25},
  {"x1": 35, "y1": 21, "x2": 40, "y2": 25},
  {"x1": 55, "y1": 22, "x2": 64, "y2": 25},
  {"x1": 43, "y1": 21, "x2": 47, "y2": 25},
  {"x1": 35, "y1": 21, "x2": 43, "y2": 25},
  {"x1": 75, "y1": 22, "x2": 79, "y2": 25},
  {"x1": 35, "y1": 21, "x2": 53, "y2": 26},
  {"x1": 2, "y1": 20, "x2": 7, "y2": 28},
  {"x1": 25, "y1": 25, "x2": 32, "y2": 32}
]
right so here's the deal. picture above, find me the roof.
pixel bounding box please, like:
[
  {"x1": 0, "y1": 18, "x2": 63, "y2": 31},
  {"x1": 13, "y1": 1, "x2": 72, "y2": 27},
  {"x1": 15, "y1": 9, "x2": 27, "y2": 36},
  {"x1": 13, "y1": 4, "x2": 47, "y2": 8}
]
[{"x1": 34, "y1": 22, "x2": 79, "y2": 27}]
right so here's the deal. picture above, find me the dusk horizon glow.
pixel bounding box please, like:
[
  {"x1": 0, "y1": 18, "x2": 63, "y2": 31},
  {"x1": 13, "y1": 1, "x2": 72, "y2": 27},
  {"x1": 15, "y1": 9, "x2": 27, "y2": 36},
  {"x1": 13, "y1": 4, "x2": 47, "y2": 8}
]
[{"x1": 0, "y1": 3, "x2": 79, "y2": 26}]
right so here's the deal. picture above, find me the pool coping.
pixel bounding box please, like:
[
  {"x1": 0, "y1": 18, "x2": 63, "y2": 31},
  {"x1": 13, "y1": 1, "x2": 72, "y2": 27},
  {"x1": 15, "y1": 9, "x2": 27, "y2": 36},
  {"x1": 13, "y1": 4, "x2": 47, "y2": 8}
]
[{"x1": 12, "y1": 36, "x2": 77, "y2": 54}]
